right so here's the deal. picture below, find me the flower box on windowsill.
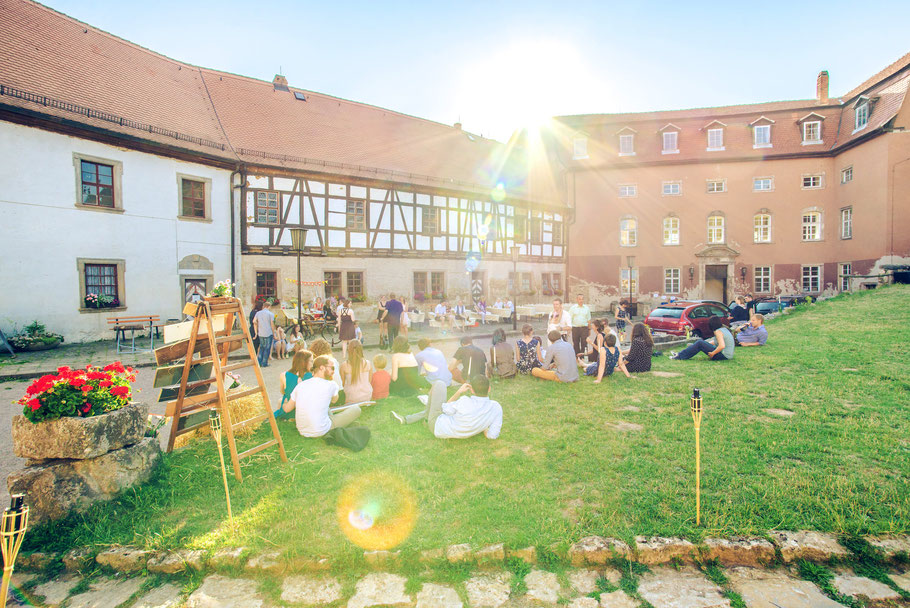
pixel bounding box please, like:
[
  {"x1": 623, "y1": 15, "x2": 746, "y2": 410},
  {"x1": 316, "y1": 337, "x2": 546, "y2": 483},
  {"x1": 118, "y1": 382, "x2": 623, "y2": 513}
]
[{"x1": 80, "y1": 306, "x2": 127, "y2": 314}]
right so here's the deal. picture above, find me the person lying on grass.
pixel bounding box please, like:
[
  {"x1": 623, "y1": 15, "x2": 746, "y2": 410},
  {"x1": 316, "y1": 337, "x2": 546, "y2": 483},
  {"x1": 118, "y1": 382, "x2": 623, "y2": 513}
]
[
  {"x1": 531, "y1": 330, "x2": 579, "y2": 383},
  {"x1": 390, "y1": 375, "x2": 502, "y2": 439},
  {"x1": 670, "y1": 316, "x2": 734, "y2": 361},
  {"x1": 734, "y1": 313, "x2": 768, "y2": 347},
  {"x1": 285, "y1": 354, "x2": 361, "y2": 437},
  {"x1": 587, "y1": 333, "x2": 631, "y2": 382}
]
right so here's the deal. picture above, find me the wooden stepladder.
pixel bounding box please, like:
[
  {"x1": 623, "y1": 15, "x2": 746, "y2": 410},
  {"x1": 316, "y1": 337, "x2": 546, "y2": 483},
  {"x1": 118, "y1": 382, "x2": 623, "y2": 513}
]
[{"x1": 156, "y1": 296, "x2": 287, "y2": 481}]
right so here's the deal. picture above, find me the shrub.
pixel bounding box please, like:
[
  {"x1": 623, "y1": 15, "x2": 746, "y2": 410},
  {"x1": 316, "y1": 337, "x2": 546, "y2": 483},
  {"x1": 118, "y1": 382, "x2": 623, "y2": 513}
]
[
  {"x1": 16, "y1": 362, "x2": 137, "y2": 423},
  {"x1": 8, "y1": 320, "x2": 64, "y2": 350}
]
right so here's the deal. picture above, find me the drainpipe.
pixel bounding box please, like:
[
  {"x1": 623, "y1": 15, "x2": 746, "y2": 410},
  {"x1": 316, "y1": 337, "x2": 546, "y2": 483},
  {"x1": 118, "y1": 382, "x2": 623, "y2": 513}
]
[{"x1": 229, "y1": 168, "x2": 242, "y2": 287}]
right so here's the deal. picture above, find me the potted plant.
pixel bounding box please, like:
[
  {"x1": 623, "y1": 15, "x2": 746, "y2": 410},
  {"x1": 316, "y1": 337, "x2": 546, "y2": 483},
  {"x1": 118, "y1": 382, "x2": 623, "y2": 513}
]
[
  {"x1": 83, "y1": 293, "x2": 120, "y2": 309},
  {"x1": 205, "y1": 280, "x2": 235, "y2": 304},
  {"x1": 9, "y1": 321, "x2": 64, "y2": 352},
  {"x1": 413, "y1": 291, "x2": 426, "y2": 303}
]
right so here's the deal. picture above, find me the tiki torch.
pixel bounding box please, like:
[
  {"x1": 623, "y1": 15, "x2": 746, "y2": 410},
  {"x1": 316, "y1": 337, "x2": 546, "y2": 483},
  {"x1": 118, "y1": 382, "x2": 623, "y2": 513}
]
[
  {"x1": 209, "y1": 410, "x2": 234, "y2": 527},
  {"x1": 690, "y1": 388, "x2": 704, "y2": 526},
  {"x1": 1, "y1": 494, "x2": 28, "y2": 607}
]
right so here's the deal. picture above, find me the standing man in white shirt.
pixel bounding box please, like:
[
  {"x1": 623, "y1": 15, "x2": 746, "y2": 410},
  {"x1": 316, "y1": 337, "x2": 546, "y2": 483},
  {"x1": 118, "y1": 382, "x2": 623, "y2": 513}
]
[
  {"x1": 568, "y1": 294, "x2": 592, "y2": 355},
  {"x1": 546, "y1": 298, "x2": 572, "y2": 345},
  {"x1": 286, "y1": 355, "x2": 361, "y2": 437},
  {"x1": 390, "y1": 375, "x2": 502, "y2": 439},
  {"x1": 253, "y1": 301, "x2": 277, "y2": 368}
]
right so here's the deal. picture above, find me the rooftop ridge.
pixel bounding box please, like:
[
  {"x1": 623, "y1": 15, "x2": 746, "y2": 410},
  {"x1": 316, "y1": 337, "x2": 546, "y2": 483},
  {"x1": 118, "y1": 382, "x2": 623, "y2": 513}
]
[{"x1": 843, "y1": 50, "x2": 910, "y2": 100}]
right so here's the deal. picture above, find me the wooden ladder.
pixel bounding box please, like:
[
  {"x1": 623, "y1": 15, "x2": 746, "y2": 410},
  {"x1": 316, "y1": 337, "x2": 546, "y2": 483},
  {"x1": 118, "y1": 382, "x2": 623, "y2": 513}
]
[{"x1": 158, "y1": 297, "x2": 287, "y2": 481}]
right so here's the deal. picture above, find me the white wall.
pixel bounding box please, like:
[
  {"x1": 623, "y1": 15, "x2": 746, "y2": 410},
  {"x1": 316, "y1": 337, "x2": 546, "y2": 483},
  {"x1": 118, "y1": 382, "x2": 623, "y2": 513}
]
[{"x1": 0, "y1": 122, "x2": 233, "y2": 342}]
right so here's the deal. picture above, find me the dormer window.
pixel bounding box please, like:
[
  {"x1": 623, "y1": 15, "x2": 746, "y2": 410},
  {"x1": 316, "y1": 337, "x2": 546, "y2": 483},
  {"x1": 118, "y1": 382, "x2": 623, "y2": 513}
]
[
  {"x1": 750, "y1": 117, "x2": 774, "y2": 149},
  {"x1": 803, "y1": 121, "x2": 821, "y2": 144},
  {"x1": 854, "y1": 102, "x2": 869, "y2": 131},
  {"x1": 703, "y1": 120, "x2": 726, "y2": 151},
  {"x1": 573, "y1": 136, "x2": 589, "y2": 160},
  {"x1": 659, "y1": 124, "x2": 679, "y2": 154},
  {"x1": 617, "y1": 128, "x2": 636, "y2": 156}
]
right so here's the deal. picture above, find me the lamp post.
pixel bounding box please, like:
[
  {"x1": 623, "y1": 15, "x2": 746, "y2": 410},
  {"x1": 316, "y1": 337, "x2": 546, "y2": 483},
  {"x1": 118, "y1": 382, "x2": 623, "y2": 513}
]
[
  {"x1": 0, "y1": 494, "x2": 28, "y2": 605},
  {"x1": 690, "y1": 388, "x2": 704, "y2": 526},
  {"x1": 511, "y1": 246, "x2": 520, "y2": 331},
  {"x1": 209, "y1": 410, "x2": 234, "y2": 528},
  {"x1": 626, "y1": 255, "x2": 635, "y2": 317},
  {"x1": 290, "y1": 228, "x2": 308, "y2": 327}
]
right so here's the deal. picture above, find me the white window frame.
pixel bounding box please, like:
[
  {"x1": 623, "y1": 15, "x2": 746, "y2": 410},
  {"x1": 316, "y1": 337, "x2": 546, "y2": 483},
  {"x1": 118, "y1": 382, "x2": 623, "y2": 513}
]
[
  {"x1": 707, "y1": 128, "x2": 724, "y2": 151},
  {"x1": 619, "y1": 217, "x2": 638, "y2": 247},
  {"x1": 573, "y1": 137, "x2": 589, "y2": 160},
  {"x1": 662, "y1": 131, "x2": 679, "y2": 154},
  {"x1": 618, "y1": 184, "x2": 637, "y2": 198},
  {"x1": 854, "y1": 103, "x2": 869, "y2": 132},
  {"x1": 662, "y1": 216, "x2": 680, "y2": 246},
  {"x1": 753, "y1": 124, "x2": 772, "y2": 148},
  {"x1": 620, "y1": 268, "x2": 638, "y2": 295},
  {"x1": 619, "y1": 134, "x2": 635, "y2": 156},
  {"x1": 801, "y1": 265, "x2": 822, "y2": 293},
  {"x1": 753, "y1": 213, "x2": 771, "y2": 243},
  {"x1": 664, "y1": 268, "x2": 681, "y2": 294},
  {"x1": 840, "y1": 207, "x2": 853, "y2": 240},
  {"x1": 662, "y1": 181, "x2": 682, "y2": 196},
  {"x1": 801, "y1": 211, "x2": 822, "y2": 241},
  {"x1": 839, "y1": 263, "x2": 852, "y2": 292},
  {"x1": 707, "y1": 215, "x2": 725, "y2": 244},
  {"x1": 841, "y1": 166, "x2": 853, "y2": 183},
  {"x1": 801, "y1": 174, "x2": 824, "y2": 189},
  {"x1": 802, "y1": 121, "x2": 822, "y2": 145},
  {"x1": 754, "y1": 266, "x2": 771, "y2": 294},
  {"x1": 706, "y1": 179, "x2": 726, "y2": 193},
  {"x1": 753, "y1": 177, "x2": 774, "y2": 192}
]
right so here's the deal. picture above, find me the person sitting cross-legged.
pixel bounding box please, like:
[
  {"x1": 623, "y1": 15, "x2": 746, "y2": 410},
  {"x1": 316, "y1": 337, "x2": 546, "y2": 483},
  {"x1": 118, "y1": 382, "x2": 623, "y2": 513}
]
[
  {"x1": 735, "y1": 313, "x2": 768, "y2": 346},
  {"x1": 285, "y1": 355, "x2": 361, "y2": 437},
  {"x1": 415, "y1": 338, "x2": 453, "y2": 386},
  {"x1": 671, "y1": 316, "x2": 734, "y2": 361},
  {"x1": 390, "y1": 375, "x2": 502, "y2": 440},
  {"x1": 531, "y1": 330, "x2": 579, "y2": 383},
  {"x1": 449, "y1": 336, "x2": 488, "y2": 383},
  {"x1": 587, "y1": 333, "x2": 631, "y2": 382}
]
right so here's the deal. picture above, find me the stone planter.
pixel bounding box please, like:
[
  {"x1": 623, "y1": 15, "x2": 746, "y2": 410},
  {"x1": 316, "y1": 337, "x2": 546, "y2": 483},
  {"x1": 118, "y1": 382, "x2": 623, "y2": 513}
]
[
  {"x1": 14, "y1": 338, "x2": 62, "y2": 352},
  {"x1": 12, "y1": 402, "x2": 147, "y2": 461}
]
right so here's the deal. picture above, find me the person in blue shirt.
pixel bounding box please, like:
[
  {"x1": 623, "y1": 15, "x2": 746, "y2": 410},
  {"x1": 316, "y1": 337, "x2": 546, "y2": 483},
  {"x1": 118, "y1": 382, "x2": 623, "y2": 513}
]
[{"x1": 735, "y1": 314, "x2": 768, "y2": 346}]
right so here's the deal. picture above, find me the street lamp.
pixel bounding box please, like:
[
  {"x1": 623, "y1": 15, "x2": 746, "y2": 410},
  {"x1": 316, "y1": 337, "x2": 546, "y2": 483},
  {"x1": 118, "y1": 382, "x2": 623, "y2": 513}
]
[
  {"x1": 626, "y1": 255, "x2": 635, "y2": 317},
  {"x1": 511, "y1": 246, "x2": 521, "y2": 331},
  {"x1": 290, "y1": 228, "x2": 308, "y2": 327}
]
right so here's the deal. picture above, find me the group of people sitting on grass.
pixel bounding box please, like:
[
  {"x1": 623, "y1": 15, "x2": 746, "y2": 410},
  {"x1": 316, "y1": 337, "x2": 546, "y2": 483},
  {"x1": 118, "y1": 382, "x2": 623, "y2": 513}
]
[{"x1": 669, "y1": 313, "x2": 768, "y2": 361}]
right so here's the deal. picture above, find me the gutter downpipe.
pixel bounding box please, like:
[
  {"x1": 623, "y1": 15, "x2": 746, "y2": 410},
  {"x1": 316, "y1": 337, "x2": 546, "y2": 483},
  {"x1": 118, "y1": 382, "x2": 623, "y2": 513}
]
[{"x1": 229, "y1": 167, "x2": 242, "y2": 287}]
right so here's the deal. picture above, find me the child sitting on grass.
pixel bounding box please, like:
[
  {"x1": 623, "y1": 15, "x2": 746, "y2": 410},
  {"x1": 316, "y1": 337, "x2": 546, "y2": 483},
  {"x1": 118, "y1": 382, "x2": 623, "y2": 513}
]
[{"x1": 371, "y1": 354, "x2": 391, "y2": 400}]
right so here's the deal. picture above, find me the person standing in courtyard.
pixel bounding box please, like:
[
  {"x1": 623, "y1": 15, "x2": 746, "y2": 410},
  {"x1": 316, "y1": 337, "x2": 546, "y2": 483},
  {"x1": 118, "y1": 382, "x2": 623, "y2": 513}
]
[
  {"x1": 253, "y1": 300, "x2": 277, "y2": 368},
  {"x1": 614, "y1": 300, "x2": 630, "y2": 342},
  {"x1": 547, "y1": 298, "x2": 572, "y2": 345},
  {"x1": 382, "y1": 294, "x2": 404, "y2": 343},
  {"x1": 390, "y1": 375, "x2": 502, "y2": 440},
  {"x1": 337, "y1": 298, "x2": 356, "y2": 358},
  {"x1": 286, "y1": 355, "x2": 361, "y2": 437},
  {"x1": 568, "y1": 294, "x2": 592, "y2": 355},
  {"x1": 532, "y1": 330, "x2": 579, "y2": 383},
  {"x1": 376, "y1": 295, "x2": 389, "y2": 350}
]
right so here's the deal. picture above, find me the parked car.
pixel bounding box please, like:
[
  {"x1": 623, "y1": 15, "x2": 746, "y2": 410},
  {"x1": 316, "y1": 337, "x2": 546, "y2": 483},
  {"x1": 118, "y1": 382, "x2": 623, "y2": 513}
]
[
  {"x1": 753, "y1": 299, "x2": 786, "y2": 315},
  {"x1": 645, "y1": 302, "x2": 731, "y2": 338}
]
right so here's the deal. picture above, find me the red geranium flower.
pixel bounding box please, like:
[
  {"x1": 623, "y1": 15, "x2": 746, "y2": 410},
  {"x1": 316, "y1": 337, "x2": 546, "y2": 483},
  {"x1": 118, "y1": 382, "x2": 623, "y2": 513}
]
[
  {"x1": 82, "y1": 404, "x2": 92, "y2": 413},
  {"x1": 81, "y1": 385, "x2": 93, "y2": 393},
  {"x1": 69, "y1": 377, "x2": 87, "y2": 388},
  {"x1": 57, "y1": 366, "x2": 72, "y2": 374},
  {"x1": 110, "y1": 386, "x2": 130, "y2": 398},
  {"x1": 99, "y1": 380, "x2": 113, "y2": 388},
  {"x1": 87, "y1": 371, "x2": 108, "y2": 381},
  {"x1": 27, "y1": 399, "x2": 41, "y2": 411}
]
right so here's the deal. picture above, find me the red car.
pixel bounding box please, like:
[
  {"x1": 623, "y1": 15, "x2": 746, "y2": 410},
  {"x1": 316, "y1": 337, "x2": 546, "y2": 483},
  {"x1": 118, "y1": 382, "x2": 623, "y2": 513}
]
[{"x1": 645, "y1": 302, "x2": 731, "y2": 338}]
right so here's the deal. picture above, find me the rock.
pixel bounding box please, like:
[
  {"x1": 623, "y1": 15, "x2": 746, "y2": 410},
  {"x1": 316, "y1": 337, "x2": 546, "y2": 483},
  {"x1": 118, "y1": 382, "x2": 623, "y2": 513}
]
[
  {"x1": 650, "y1": 371, "x2": 683, "y2": 378},
  {"x1": 7, "y1": 573, "x2": 35, "y2": 608},
  {"x1": 244, "y1": 552, "x2": 283, "y2": 574},
  {"x1": 598, "y1": 590, "x2": 638, "y2": 608},
  {"x1": 476, "y1": 543, "x2": 506, "y2": 566},
  {"x1": 31, "y1": 575, "x2": 81, "y2": 607},
  {"x1": 348, "y1": 573, "x2": 410, "y2": 608},
  {"x1": 68, "y1": 577, "x2": 144, "y2": 608},
  {"x1": 465, "y1": 573, "x2": 511, "y2": 608},
  {"x1": 525, "y1": 570, "x2": 560, "y2": 603},
  {"x1": 637, "y1": 567, "x2": 730, "y2": 608},
  {"x1": 893, "y1": 570, "x2": 910, "y2": 592},
  {"x1": 727, "y1": 566, "x2": 842, "y2": 607},
  {"x1": 568, "y1": 570, "x2": 600, "y2": 594},
  {"x1": 607, "y1": 422, "x2": 643, "y2": 432},
  {"x1": 634, "y1": 536, "x2": 695, "y2": 564},
  {"x1": 509, "y1": 546, "x2": 537, "y2": 564},
  {"x1": 769, "y1": 530, "x2": 849, "y2": 562},
  {"x1": 280, "y1": 575, "x2": 342, "y2": 604},
  {"x1": 866, "y1": 535, "x2": 910, "y2": 557},
  {"x1": 832, "y1": 573, "x2": 900, "y2": 600},
  {"x1": 420, "y1": 548, "x2": 445, "y2": 564},
  {"x1": 447, "y1": 543, "x2": 474, "y2": 563},
  {"x1": 12, "y1": 403, "x2": 148, "y2": 460},
  {"x1": 63, "y1": 547, "x2": 95, "y2": 571},
  {"x1": 568, "y1": 598, "x2": 599, "y2": 608},
  {"x1": 210, "y1": 546, "x2": 248, "y2": 568},
  {"x1": 701, "y1": 537, "x2": 775, "y2": 567},
  {"x1": 186, "y1": 575, "x2": 263, "y2": 608},
  {"x1": 17, "y1": 551, "x2": 58, "y2": 570},
  {"x1": 364, "y1": 550, "x2": 399, "y2": 568},
  {"x1": 416, "y1": 583, "x2": 463, "y2": 608},
  {"x1": 764, "y1": 408, "x2": 794, "y2": 417},
  {"x1": 147, "y1": 552, "x2": 187, "y2": 574},
  {"x1": 568, "y1": 537, "x2": 630, "y2": 566},
  {"x1": 96, "y1": 547, "x2": 153, "y2": 572},
  {"x1": 132, "y1": 583, "x2": 183, "y2": 608},
  {"x1": 8, "y1": 437, "x2": 160, "y2": 525},
  {"x1": 178, "y1": 549, "x2": 207, "y2": 570}
]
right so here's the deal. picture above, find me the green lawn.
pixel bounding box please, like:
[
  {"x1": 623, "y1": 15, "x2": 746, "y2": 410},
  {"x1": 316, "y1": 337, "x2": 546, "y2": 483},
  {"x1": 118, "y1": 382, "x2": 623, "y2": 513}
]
[{"x1": 26, "y1": 286, "x2": 910, "y2": 566}]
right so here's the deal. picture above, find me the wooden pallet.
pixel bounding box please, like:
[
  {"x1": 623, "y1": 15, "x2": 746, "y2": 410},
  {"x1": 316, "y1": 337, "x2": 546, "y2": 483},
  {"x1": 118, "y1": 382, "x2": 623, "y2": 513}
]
[{"x1": 156, "y1": 297, "x2": 287, "y2": 481}]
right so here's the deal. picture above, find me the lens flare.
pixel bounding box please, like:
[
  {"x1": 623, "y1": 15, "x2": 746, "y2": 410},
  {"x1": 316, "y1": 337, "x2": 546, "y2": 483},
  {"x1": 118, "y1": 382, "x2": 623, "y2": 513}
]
[
  {"x1": 337, "y1": 472, "x2": 416, "y2": 550},
  {"x1": 465, "y1": 251, "x2": 481, "y2": 273},
  {"x1": 491, "y1": 183, "x2": 506, "y2": 202},
  {"x1": 477, "y1": 223, "x2": 490, "y2": 241}
]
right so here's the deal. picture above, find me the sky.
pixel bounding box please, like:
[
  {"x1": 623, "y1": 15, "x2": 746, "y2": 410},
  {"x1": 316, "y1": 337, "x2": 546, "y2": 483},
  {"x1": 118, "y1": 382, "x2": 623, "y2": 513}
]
[{"x1": 41, "y1": 0, "x2": 910, "y2": 142}]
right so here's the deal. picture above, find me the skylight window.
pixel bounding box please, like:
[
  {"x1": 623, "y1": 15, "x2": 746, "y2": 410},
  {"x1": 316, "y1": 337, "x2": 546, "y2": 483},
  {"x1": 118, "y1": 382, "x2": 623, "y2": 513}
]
[{"x1": 293, "y1": 91, "x2": 307, "y2": 101}]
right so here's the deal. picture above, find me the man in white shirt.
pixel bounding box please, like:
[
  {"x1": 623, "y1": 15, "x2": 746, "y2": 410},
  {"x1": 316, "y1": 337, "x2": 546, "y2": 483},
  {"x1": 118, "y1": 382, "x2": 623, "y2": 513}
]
[
  {"x1": 253, "y1": 301, "x2": 277, "y2": 367},
  {"x1": 433, "y1": 301, "x2": 451, "y2": 330},
  {"x1": 390, "y1": 375, "x2": 502, "y2": 439},
  {"x1": 546, "y1": 298, "x2": 572, "y2": 345},
  {"x1": 494, "y1": 298, "x2": 504, "y2": 309},
  {"x1": 286, "y1": 355, "x2": 361, "y2": 437}
]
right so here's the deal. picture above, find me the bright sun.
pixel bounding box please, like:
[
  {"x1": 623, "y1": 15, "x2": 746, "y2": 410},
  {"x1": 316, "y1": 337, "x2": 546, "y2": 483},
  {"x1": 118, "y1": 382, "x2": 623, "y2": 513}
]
[{"x1": 455, "y1": 38, "x2": 611, "y2": 141}]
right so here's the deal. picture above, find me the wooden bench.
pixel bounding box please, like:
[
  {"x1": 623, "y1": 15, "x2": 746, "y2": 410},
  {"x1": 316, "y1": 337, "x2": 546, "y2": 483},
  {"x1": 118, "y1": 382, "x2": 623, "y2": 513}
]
[{"x1": 107, "y1": 315, "x2": 160, "y2": 353}]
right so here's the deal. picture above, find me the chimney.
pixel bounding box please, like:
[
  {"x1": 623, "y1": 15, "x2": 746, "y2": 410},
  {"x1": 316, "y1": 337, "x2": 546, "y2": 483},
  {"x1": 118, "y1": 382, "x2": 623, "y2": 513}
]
[
  {"x1": 816, "y1": 71, "x2": 829, "y2": 103},
  {"x1": 454, "y1": 121, "x2": 462, "y2": 130},
  {"x1": 273, "y1": 74, "x2": 289, "y2": 92}
]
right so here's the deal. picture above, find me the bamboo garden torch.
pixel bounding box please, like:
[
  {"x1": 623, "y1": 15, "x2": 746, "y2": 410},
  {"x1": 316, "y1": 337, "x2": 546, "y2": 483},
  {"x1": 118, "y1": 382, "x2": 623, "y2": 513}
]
[
  {"x1": 1, "y1": 494, "x2": 28, "y2": 607},
  {"x1": 209, "y1": 410, "x2": 234, "y2": 528},
  {"x1": 690, "y1": 388, "x2": 704, "y2": 526}
]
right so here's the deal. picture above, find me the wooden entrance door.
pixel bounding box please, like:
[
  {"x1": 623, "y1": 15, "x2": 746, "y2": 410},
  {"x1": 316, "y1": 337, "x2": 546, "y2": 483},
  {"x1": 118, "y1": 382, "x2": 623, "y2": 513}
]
[
  {"x1": 471, "y1": 271, "x2": 484, "y2": 306},
  {"x1": 704, "y1": 265, "x2": 727, "y2": 302}
]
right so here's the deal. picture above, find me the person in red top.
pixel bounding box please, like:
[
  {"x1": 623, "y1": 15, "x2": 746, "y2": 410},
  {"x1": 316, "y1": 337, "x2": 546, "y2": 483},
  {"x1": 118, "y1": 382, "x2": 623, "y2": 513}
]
[{"x1": 370, "y1": 354, "x2": 392, "y2": 400}]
